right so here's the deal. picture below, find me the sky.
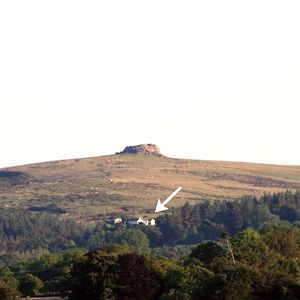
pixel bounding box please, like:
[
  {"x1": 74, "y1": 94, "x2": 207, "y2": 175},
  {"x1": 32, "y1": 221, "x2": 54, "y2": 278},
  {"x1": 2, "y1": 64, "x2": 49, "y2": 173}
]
[{"x1": 1, "y1": 0, "x2": 300, "y2": 168}]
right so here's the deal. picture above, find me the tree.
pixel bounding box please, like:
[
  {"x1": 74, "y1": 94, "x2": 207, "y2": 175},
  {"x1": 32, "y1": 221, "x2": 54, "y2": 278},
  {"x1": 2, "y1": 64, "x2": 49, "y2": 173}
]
[
  {"x1": 211, "y1": 259, "x2": 258, "y2": 300},
  {"x1": 162, "y1": 263, "x2": 219, "y2": 300},
  {"x1": 139, "y1": 225, "x2": 162, "y2": 247},
  {"x1": 0, "y1": 279, "x2": 20, "y2": 300},
  {"x1": 189, "y1": 241, "x2": 226, "y2": 265},
  {"x1": 99, "y1": 243, "x2": 130, "y2": 255},
  {"x1": 115, "y1": 229, "x2": 149, "y2": 253},
  {"x1": 117, "y1": 253, "x2": 161, "y2": 300},
  {"x1": 231, "y1": 229, "x2": 270, "y2": 265},
  {"x1": 69, "y1": 250, "x2": 118, "y2": 300},
  {"x1": 279, "y1": 205, "x2": 299, "y2": 222},
  {"x1": 19, "y1": 273, "x2": 44, "y2": 296},
  {"x1": 249, "y1": 205, "x2": 275, "y2": 228},
  {"x1": 262, "y1": 225, "x2": 300, "y2": 258}
]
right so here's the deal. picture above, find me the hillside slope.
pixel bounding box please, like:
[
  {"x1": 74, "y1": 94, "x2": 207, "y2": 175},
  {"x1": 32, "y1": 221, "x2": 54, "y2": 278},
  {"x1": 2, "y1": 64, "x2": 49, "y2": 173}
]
[{"x1": 1, "y1": 152, "x2": 300, "y2": 221}]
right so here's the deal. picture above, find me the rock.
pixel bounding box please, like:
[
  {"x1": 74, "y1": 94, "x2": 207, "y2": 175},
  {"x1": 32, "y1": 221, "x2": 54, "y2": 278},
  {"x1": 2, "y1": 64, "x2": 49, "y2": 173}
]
[{"x1": 117, "y1": 144, "x2": 161, "y2": 156}]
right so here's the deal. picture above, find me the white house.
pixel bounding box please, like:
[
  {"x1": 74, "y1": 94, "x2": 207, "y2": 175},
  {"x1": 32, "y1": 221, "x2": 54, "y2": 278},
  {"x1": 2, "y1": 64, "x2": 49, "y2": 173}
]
[
  {"x1": 126, "y1": 217, "x2": 155, "y2": 226},
  {"x1": 138, "y1": 217, "x2": 156, "y2": 225}
]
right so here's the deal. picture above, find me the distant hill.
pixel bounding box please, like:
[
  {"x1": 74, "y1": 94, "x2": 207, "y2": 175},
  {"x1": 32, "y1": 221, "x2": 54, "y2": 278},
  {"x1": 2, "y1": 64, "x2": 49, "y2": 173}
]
[{"x1": 0, "y1": 145, "x2": 300, "y2": 222}]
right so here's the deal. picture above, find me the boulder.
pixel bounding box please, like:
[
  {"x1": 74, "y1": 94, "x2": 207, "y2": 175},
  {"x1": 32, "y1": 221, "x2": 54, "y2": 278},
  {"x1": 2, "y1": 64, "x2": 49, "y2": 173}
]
[{"x1": 118, "y1": 144, "x2": 161, "y2": 156}]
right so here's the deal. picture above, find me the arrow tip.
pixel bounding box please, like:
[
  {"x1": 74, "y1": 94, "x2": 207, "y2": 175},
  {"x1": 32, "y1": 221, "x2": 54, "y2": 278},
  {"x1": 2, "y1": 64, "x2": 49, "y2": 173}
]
[{"x1": 155, "y1": 199, "x2": 169, "y2": 213}]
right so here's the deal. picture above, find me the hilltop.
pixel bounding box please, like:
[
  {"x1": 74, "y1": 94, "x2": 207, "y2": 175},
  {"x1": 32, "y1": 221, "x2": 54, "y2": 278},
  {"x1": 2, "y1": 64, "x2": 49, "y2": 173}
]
[
  {"x1": 118, "y1": 143, "x2": 161, "y2": 156},
  {"x1": 0, "y1": 144, "x2": 300, "y2": 222}
]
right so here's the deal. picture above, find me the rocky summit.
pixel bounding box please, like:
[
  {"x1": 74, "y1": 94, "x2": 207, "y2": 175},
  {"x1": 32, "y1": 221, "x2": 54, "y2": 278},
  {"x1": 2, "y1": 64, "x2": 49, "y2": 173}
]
[{"x1": 118, "y1": 144, "x2": 161, "y2": 155}]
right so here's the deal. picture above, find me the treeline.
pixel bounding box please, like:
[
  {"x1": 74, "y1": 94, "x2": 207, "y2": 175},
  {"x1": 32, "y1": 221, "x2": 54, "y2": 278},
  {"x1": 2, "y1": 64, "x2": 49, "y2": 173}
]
[
  {"x1": 155, "y1": 190, "x2": 300, "y2": 246},
  {"x1": 84, "y1": 190, "x2": 300, "y2": 250},
  {"x1": 1, "y1": 190, "x2": 300, "y2": 260},
  {"x1": 0, "y1": 209, "x2": 85, "y2": 261},
  {"x1": 2, "y1": 225, "x2": 300, "y2": 299}
]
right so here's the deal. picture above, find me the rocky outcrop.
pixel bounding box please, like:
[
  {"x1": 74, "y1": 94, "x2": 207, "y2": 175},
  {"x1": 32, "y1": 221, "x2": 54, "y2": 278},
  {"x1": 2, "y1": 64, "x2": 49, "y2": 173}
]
[{"x1": 118, "y1": 144, "x2": 161, "y2": 156}]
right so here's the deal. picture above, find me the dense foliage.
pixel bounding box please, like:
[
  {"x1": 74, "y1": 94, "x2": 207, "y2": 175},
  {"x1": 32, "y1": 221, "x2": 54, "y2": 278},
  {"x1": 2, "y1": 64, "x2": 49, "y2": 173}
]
[
  {"x1": 84, "y1": 190, "x2": 300, "y2": 250},
  {"x1": 155, "y1": 190, "x2": 300, "y2": 246},
  {"x1": 1, "y1": 225, "x2": 300, "y2": 299},
  {"x1": 0, "y1": 190, "x2": 300, "y2": 298},
  {"x1": 1, "y1": 190, "x2": 300, "y2": 262},
  {"x1": 0, "y1": 209, "x2": 85, "y2": 261}
]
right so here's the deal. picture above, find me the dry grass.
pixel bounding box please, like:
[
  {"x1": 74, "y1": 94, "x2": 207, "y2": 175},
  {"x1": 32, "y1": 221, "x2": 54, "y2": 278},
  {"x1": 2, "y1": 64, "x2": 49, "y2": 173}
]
[{"x1": 1, "y1": 154, "x2": 300, "y2": 221}]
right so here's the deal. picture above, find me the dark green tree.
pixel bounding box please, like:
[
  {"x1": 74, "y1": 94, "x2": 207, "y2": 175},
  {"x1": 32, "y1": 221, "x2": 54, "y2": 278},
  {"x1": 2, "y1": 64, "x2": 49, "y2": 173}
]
[
  {"x1": 189, "y1": 241, "x2": 226, "y2": 265},
  {"x1": 19, "y1": 273, "x2": 44, "y2": 296},
  {"x1": 117, "y1": 253, "x2": 161, "y2": 300},
  {"x1": 115, "y1": 229, "x2": 149, "y2": 253},
  {"x1": 69, "y1": 250, "x2": 118, "y2": 300}
]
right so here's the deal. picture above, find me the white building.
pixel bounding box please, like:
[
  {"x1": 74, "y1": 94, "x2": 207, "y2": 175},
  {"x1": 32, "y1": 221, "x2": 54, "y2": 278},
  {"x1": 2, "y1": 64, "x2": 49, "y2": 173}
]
[
  {"x1": 126, "y1": 217, "x2": 155, "y2": 226},
  {"x1": 112, "y1": 217, "x2": 123, "y2": 224},
  {"x1": 138, "y1": 217, "x2": 156, "y2": 225}
]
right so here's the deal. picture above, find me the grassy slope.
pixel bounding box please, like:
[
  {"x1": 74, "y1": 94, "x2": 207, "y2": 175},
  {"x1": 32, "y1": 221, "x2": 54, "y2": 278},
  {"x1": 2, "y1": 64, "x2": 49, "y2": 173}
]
[{"x1": 1, "y1": 154, "x2": 300, "y2": 221}]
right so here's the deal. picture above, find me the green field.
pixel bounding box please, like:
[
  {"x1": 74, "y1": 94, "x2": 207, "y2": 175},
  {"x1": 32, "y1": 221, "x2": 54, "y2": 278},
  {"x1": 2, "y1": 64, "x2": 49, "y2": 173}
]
[{"x1": 1, "y1": 153, "x2": 300, "y2": 222}]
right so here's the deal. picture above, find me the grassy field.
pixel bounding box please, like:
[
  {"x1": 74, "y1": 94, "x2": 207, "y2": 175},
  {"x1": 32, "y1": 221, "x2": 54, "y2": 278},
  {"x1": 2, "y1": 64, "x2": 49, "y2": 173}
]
[{"x1": 1, "y1": 153, "x2": 300, "y2": 222}]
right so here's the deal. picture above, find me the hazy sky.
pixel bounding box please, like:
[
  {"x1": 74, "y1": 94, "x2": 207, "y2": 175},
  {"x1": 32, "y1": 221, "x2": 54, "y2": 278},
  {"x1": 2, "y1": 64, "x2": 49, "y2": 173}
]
[{"x1": 1, "y1": 1, "x2": 300, "y2": 168}]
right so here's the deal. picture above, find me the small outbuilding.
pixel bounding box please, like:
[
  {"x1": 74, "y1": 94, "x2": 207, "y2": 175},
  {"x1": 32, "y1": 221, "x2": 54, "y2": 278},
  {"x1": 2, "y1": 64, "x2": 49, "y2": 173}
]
[{"x1": 112, "y1": 217, "x2": 123, "y2": 224}]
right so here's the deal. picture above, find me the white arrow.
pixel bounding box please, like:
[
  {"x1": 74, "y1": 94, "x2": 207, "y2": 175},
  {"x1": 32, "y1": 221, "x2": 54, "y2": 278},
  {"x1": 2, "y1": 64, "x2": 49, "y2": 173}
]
[{"x1": 155, "y1": 186, "x2": 182, "y2": 213}]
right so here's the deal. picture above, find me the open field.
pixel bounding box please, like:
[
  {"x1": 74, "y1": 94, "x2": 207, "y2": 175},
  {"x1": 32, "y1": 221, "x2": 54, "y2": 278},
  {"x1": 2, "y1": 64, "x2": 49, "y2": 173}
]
[{"x1": 1, "y1": 154, "x2": 300, "y2": 221}]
